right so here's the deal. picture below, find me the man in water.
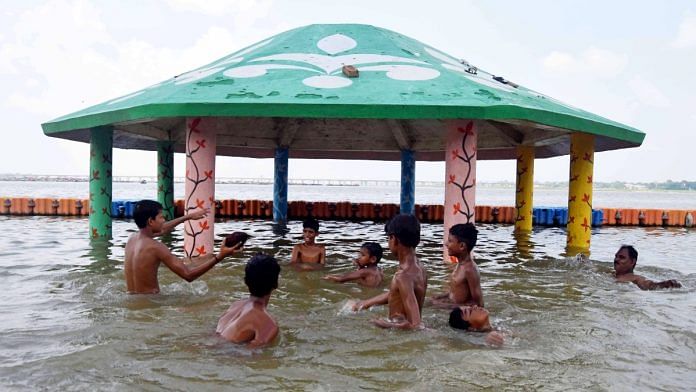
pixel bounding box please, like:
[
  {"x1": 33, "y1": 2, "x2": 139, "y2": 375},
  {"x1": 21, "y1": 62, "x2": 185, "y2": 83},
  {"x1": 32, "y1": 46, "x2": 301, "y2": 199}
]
[
  {"x1": 353, "y1": 214, "x2": 427, "y2": 329},
  {"x1": 614, "y1": 245, "x2": 681, "y2": 290},
  {"x1": 217, "y1": 253, "x2": 280, "y2": 347},
  {"x1": 124, "y1": 200, "x2": 241, "y2": 294},
  {"x1": 430, "y1": 223, "x2": 484, "y2": 308}
]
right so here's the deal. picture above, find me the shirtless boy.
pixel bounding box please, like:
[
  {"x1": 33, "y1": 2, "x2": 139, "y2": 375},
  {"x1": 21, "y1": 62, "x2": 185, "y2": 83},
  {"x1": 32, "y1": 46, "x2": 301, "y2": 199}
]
[
  {"x1": 430, "y1": 223, "x2": 483, "y2": 308},
  {"x1": 449, "y1": 305, "x2": 504, "y2": 346},
  {"x1": 124, "y1": 200, "x2": 241, "y2": 294},
  {"x1": 323, "y1": 242, "x2": 384, "y2": 288},
  {"x1": 353, "y1": 214, "x2": 427, "y2": 329},
  {"x1": 290, "y1": 218, "x2": 326, "y2": 269},
  {"x1": 216, "y1": 253, "x2": 281, "y2": 347},
  {"x1": 614, "y1": 245, "x2": 681, "y2": 290}
]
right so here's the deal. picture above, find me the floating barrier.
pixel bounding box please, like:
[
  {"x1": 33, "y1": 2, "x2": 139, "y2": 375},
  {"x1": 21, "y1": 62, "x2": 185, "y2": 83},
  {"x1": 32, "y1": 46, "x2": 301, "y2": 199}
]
[{"x1": 2, "y1": 197, "x2": 696, "y2": 227}]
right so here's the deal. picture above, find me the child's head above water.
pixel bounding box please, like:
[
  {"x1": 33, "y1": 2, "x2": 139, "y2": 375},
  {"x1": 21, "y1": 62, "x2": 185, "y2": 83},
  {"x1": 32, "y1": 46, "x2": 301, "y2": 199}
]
[
  {"x1": 357, "y1": 242, "x2": 383, "y2": 267},
  {"x1": 133, "y1": 199, "x2": 163, "y2": 228},
  {"x1": 449, "y1": 223, "x2": 478, "y2": 251},
  {"x1": 244, "y1": 253, "x2": 281, "y2": 297},
  {"x1": 302, "y1": 217, "x2": 320, "y2": 233},
  {"x1": 384, "y1": 214, "x2": 421, "y2": 248},
  {"x1": 449, "y1": 305, "x2": 491, "y2": 332}
]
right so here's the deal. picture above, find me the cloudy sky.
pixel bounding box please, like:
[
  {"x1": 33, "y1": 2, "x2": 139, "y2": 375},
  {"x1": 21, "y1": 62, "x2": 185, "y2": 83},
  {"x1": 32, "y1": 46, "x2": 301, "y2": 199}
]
[{"x1": 1, "y1": 0, "x2": 695, "y2": 182}]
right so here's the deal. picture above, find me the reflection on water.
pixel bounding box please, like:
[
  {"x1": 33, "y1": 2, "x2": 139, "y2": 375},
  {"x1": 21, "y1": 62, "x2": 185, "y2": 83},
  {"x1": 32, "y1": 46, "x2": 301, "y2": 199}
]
[{"x1": 0, "y1": 216, "x2": 695, "y2": 390}]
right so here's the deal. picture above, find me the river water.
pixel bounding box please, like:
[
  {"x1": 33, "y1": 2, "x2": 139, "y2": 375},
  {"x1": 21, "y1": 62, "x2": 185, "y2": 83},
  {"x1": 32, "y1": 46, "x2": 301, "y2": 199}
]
[{"x1": 0, "y1": 182, "x2": 695, "y2": 390}]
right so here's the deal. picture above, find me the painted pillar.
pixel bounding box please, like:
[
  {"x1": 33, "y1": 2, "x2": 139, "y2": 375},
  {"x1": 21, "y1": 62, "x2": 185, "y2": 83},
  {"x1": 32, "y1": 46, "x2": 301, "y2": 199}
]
[
  {"x1": 400, "y1": 149, "x2": 415, "y2": 215},
  {"x1": 89, "y1": 127, "x2": 113, "y2": 238},
  {"x1": 273, "y1": 147, "x2": 289, "y2": 224},
  {"x1": 444, "y1": 120, "x2": 477, "y2": 262},
  {"x1": 184, "y1": 117, "x2": 216, "y2": 258},
  {"x1": 514, "y1": 146, "x2": 535, "y2": 232},
  {"x1": 566, "y1": 133, "x2": 595, "y2": 252},
  {"x1": 157, "y1": 140, "x2": 175, "y2": 220}
]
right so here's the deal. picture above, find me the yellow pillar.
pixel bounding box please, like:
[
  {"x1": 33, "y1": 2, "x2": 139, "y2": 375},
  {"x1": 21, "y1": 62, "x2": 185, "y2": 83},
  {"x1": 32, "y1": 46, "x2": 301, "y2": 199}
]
[
  {"x1": 566, "y1": 133, "x2": 595, "y2": 253},
  {"x1": 514, "y1": 146, "x2": 534, "y2": 232}
]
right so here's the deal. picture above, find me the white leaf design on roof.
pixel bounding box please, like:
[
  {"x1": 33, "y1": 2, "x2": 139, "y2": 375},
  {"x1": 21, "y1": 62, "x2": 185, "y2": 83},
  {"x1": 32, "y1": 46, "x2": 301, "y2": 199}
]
[{"x1": 317, "y1": 34, "x2": 357, "y2": 55}]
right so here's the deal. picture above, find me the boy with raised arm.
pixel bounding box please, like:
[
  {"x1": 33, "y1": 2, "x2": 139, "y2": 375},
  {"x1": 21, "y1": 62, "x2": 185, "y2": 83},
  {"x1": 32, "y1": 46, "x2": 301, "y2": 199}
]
[
  {"x1": 353, "y1": 214, "x2": 427, "y2": 329},
  {"x1": 124, "y1": 200, "x2": 241, "y2": 294},
  {"x1": 323, "y1": 242, "x2": 384, "y2": 288},
  {"x1": 217, "y1": 253, "x2": 281, "y2": 347},
  {"x1": 430, "y1": 223, "x2": 484, "y2": 308},
  {"x1": 290, "y1": 218, "x2": 326, "y2": 269}
]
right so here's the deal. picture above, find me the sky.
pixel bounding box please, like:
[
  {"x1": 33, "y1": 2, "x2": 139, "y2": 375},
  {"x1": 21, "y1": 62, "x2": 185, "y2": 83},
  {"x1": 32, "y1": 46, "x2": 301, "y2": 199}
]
[{"x1": 1, "y1": 0, "x2": 695, "y2": 183}]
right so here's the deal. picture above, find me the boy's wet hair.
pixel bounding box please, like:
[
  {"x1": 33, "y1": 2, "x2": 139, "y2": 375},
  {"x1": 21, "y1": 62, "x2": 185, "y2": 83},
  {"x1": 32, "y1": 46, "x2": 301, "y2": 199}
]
[
  {"x1": 619, "y1": 245, "x2": 638, "y2": 261},
  {"x1": 449, "y1": 223, "x2": 478, "y2": 250},
  {"x1": 134, "y1": 200, "x2": 163, "y2": 228},
  {"x1": 449, "y1": 307, "x2": 471, "y2": 330},
  {"x1": 244, "y1": 253, "x2": 281, "y2": 297},
  {"x1": 384, "y1": 214, "x2": 420, "y2": 247},
  {"x1": 361, "y1": 242, "x2": 383, "y2": 263},
  {"x1": 303, "y1": 217, "x2": 320, "y2": 233}
]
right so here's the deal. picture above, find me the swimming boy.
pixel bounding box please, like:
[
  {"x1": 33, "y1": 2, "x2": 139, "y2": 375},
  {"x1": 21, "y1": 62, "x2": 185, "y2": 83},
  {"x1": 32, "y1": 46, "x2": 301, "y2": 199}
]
[
  {"x1": 216, "y1": 253, "x2": 280, "y2": 347},
  {"x1": 430, "y1": 223, "x2": 484, "y2": 308},
  {"x1": 290, "y1": 218, "x2": 326, "y2": 268},
  {"x1": 124, "y1": 200, "x2": 241, "y2": 294},
  {"x1": 614, "y1": 245, "x2": 682, "y2": 290},
  {"x1": 323, "y1": 242, "x2": 384, "y2": 288},
  {"x1": 353, "y1": 214, "x2": 427, "y2": 329},
  {"x1": 449, "y1": 305, "x2": 504, "y2": 346}
]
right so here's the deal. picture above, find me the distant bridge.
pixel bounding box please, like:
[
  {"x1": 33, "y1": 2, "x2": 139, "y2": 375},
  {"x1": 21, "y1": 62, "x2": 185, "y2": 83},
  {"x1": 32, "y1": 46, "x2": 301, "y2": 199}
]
[{"x1": 1, "y1": 174, "x2": 445, "y2": 188}]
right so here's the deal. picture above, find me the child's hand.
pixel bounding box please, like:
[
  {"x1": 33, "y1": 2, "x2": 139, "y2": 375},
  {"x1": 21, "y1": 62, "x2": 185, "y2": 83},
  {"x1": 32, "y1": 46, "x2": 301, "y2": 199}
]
[
  {"x1": 188, "y1": 208, "x2": 210, "y2": 220},
  {"x1": 352, "y1": 301, "x2": 365, "y2": 311},
  {"x1": 323, "y1": 275, "x2": 338, "y2": 281},
  {"x1": 485, "y1": 331, "x2": 505, "y2": 347},
  {"x1": 220, "y1": 241, "x2": 243, "y2": 258}
]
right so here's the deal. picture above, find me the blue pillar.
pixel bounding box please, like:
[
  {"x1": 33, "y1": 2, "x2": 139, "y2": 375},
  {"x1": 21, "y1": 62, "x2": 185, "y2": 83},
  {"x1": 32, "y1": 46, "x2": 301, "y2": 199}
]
[
  {"x1": 400, "y1": 149, "x2": 415, "y2": 215},
  {"x1": 273, "y1": 147, "x2": 289, "y2": 224}
]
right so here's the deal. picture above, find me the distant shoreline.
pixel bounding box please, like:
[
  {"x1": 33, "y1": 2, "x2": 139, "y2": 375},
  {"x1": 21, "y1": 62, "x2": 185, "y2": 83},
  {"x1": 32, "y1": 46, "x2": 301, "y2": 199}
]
[{"x1": 0, "y1": 174, "x2": 694, "y2": 191}]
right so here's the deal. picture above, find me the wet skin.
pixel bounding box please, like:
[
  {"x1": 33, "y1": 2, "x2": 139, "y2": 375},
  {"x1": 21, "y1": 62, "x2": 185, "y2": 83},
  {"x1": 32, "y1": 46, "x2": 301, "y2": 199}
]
[
  {"x1": 431, "y1": 234, "x2": 483, "y2": 308},
  {"x1": 613, "y1": 247, "x2": 681, "y2": 290},
  {"x1": 323, "y1": 248, "x2": 384, "y2": 288},
  {"x1": 216, "y1": 295, "x2": 279, "y2": 347},
  {"x1": 291, "y1": 228, "x2": 326, "y2": 266}
]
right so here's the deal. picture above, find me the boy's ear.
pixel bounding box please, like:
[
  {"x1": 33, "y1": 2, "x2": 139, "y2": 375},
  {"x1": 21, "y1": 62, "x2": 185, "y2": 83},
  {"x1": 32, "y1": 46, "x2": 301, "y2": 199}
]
[{"x1": 370, "y1": 255, "x2": 377, "y2": 264}]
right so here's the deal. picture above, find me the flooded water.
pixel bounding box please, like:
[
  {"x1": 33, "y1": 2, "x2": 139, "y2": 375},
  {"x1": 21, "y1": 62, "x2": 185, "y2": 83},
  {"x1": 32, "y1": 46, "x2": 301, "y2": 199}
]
[{"x1": 1, "y1": 215, "x2": 694, "y2": 390}]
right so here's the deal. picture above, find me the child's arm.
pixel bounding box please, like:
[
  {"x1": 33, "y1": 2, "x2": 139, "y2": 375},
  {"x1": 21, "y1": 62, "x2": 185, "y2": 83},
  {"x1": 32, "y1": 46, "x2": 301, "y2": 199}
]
[
  {"x1": 352, "y1": 291, "x2": 389, "y2": 311},
  {"x1": 155, "y1": 208, "x2": 209, "y2": 236},
  {"x1": 290, "y1": 245, "x2": 300, "y2": 264},
  {"x1": 248, "y1": 318, "x2": 279, "y2": 348},
  {"x1": 467, "y1": 270, "x2": 484, "y2": 307},
  {"x1": 372, "y1": 277, "x2": 420, "y2": 329},
  {"x1": 318, "y1": 246, "x2": 326, "y2": 265},
  {"x1": 323, "y1": 269, "x2": 366, "y2": 283}
]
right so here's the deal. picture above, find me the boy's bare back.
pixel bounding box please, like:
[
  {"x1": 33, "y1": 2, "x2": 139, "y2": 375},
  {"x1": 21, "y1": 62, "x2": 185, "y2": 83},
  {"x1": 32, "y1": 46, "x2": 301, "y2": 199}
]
[{"x1": 216, "y1": 299, "x2": 278, "y2": 347}]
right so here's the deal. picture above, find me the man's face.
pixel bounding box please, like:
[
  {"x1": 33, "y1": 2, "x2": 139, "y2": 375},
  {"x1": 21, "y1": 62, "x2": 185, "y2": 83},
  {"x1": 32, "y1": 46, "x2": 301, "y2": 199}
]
[
  {"x1": 355, "y1": 248, "x2": 375, "y2": 267},
  {"x1": 613, "y1": 248, "x2": 635, "y2": 274},
  {"x1": 303, "y1": 228, "x2": 317, "y2": 243},
  {"x1": 446, "y1": 234, "x2": 465, "y2": 257},
  {"x1": 458, "y1": 305, "x2": 490, "y2": 331},
  {"x1": 387, "y1": 234, "x2": 397, "y2": 253},
  {"x1": 149, "y1": 211, "x2": 165, "y2": 231}
]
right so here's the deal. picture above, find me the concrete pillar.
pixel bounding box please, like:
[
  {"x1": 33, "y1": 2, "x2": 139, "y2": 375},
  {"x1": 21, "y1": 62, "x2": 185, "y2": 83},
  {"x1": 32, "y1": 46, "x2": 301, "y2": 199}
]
[
  {"x1": 400, "y1": 149, "x2": 415, "y2": 215},
  {"x1": 184, "y1": 117, "x2": 216, "y2": 258},
  {"x1": 566, "y1": 133, "x2": 595, "y2": 253},
  {"x1": 444, "y1": 120, "x2": 477, "y2": 262},
  {"x1": 273, "y1": 147, "x2": 289, "y2": 224},
  {"x1": 89, "y1": 126, "x2": 113, "y2": 238},
  {"x1": 514, "y1": 146, "x2": 535, "y2": 232},
  {"x1": 157, "y1": 140, "x2": 175, "y2": 220}
]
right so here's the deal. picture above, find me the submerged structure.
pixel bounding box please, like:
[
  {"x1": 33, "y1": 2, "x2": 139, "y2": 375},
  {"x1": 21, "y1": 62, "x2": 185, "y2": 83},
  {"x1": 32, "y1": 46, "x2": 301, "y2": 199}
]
[{"x1": 42, "y1": 24, "x2": 644, "y2": 255}]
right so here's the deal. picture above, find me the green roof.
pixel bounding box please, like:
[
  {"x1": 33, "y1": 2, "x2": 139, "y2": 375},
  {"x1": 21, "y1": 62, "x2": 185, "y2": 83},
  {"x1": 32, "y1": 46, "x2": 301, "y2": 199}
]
[{"x1": 42, "y1": 24, "x2": 644, "y2": 161}]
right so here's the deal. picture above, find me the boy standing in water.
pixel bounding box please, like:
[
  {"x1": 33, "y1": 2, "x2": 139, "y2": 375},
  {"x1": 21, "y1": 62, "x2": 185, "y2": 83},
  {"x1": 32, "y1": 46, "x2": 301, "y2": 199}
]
[
  {"x1": 217, "y1": 253, "x2": 281, "y2": 347},
  {"x1": 353, "y1": 214, "x2": 427, "y2": 329},
  {"x1": 430, "y1": 223, "x2": 484, "y2": 308},
  {"x1": 124, "y1": 200, "x2": 241, "y2": 294},
  {"x1": 290, "y1": 218, "x2": 326, "y2": 268},
  {"x1": 323, "y1": 242, "x2": 384, "y2": 288}
]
